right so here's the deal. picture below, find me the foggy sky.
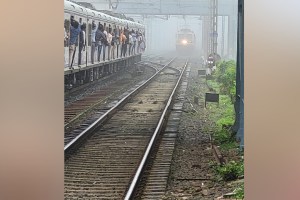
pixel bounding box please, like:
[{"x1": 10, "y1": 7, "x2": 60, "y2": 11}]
[{"x1": 73, "y1": 0, "x2": 238, "y2": 58}]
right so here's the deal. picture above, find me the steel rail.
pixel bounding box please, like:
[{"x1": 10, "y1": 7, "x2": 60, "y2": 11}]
[
  {"x1": 124, "y1": 59, "x2": 189, "y2": 200},
  {"x1": 64, "y1": 57, "x2": 176, "y2": 153},
  {"x1": 64, "y1": 60, "x2": 159, "y2": 128}
]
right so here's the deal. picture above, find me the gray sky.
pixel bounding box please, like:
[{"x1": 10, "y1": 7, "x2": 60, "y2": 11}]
[{"x1": 73, "y1": 0, "x2": 237, "y2": 58}]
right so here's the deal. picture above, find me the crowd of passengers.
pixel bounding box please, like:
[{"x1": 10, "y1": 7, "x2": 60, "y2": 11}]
[{"x1": 64, "y1": 17, "x2": 146, "y2": 69}]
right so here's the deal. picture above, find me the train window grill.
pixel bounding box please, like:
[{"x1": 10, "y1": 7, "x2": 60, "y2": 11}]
[
  {"x1": 64, "y1": 19, "x2": 70, "y2": 47},
  {"x1": 88, "y1": 23, "x2": 92, "y2": 46}
]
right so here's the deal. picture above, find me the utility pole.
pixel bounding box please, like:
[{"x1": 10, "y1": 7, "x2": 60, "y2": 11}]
[
  {"x1": 209, "y1": 0, "x2": 218, "y2": 55},
  {"x1": 233, "y1": 0, "x2": 244, "y2": 149},
  {"x1": 221, "y1": 16, "x2": 225, "y2": 57}
]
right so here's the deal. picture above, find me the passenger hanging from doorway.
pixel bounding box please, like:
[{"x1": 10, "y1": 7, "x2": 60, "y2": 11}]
[
  {"x1": 64, "y1": 21, "x2": 69, "y2": 68},
  {"x1": 107, "y1": 28, "x2": 112, "y2": 60},
  {"x1": 111, "y1": 30, "x2": 116, "y2": 60},
  {"x1": 120, "y1": 29, "x2": 127, "y2": 57},
  {"x1": 131, "y1": 30, "x2": 137, "y2": 55},
  {"x1": 119, "y1": 28, "x2": 124, "y2": 57},
  {"x1": 141, "y1": 32, "x2": 146, "y2": 53},
  {"x1": 114, "y1": 26, "x2": 120, "y2": 58},
  {"x1": 128, "y1": 31, "x2": 133, "y2": 56},
  {"x1": 102, "y1": 23, "x2": 108, "y2": 61},
  {"x1": 95, "y1": 23, "x2": 106, "y2": 63},
  {"x1": 78, "y1": 23, "x2": 86, "y2": 66},
  {"x1": 137, "y1": 31, "x2": 142, "y2": 54},
  {"x1": 123, "y1": 28, "x2": 129, "y2": 57},
  {"x1": 69, "y1": 19, "x2": 80, "y2": 69},
  {"x1": 64, "y1": 23, "x2": 68, "y2": 47},
  {"x1": 91, "y1": 21, "x2": 97, "y2": 64}
]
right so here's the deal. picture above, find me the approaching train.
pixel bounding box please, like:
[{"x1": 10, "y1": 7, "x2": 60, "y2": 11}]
[
  {"x1": 176, "y1": 28, "x2": 196, "y2": 52},
  {"x1": 207, "y1": 53, "x2": 221, "y2": 68},
  {"x1": 64, "y1": 0, "x2": 146, "y2": 68}
]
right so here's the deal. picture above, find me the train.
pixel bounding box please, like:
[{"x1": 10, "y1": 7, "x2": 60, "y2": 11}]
[
  {"x1": 207, "y1": 53, "x2": 221, "y2": 68},
  {"x1": 175, "y1": 28, "x2": 196, "y2": 52},
  {"x1": 64, "y1": 0, "x2": 146, "y2": 68}
]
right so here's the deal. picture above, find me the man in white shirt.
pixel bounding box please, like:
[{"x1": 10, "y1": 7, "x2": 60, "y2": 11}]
[
  {"x1": 131, "y1": 30, "x2": 137, "y2": 55},
  {"x1": 78, "y1": 23, "x2": 86, "y2": 66},
  {"x1": 91, "y1": 22, "x2": 97, "y2": 64},
  {"x1": 102, "y1": 23, "x2": 108, "y2": 61},
  {"x1": 128, "y1": 32, "x2": 133, "y2": 56},
  {"x1": 107, "y1": 28, "x2": 113, "y2": 60}
]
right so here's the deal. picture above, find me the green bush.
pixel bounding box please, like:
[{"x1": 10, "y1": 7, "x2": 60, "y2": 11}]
[
  {"x1": 233, "y1": 183, "x2": 244, "y2": 199},
  {"x1": 215, "y1": 129, "x2": 231, "y2": 144},
  {"x1": 213, "y1": 60, "x2": 236, "y2": 103},
  {"x1": 216, "y1": 161, "x2": 244, "y2": 181}
]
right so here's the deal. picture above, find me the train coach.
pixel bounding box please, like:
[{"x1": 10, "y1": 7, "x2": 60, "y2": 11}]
[
  {"x1": 64, "y1": 0, "x2": 145, "y2": 69},
  {"x1": 175, "y1": 28, "x2": 196, "y2": 53}
]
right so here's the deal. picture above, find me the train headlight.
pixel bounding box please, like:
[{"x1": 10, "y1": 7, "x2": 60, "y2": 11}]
[{"x1": 181, "y1": 40, "x2": 187, "y2": 45}]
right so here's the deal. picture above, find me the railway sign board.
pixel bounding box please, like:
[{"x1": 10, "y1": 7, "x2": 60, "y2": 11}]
[
  {"x1": 198, "y1": 69, "x2": 206, "y2": 76},
  {"x1": 205, "y1": 92, "x2": 219, "y2": 107}
]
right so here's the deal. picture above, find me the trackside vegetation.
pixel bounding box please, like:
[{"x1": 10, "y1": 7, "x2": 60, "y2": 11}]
[{"x1": 206, "y1": 60, "x2": 244, "y2": 199}]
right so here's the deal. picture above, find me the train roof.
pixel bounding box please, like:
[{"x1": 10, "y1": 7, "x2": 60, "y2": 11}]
[
  {"x1": 177, "y1": 28, "x2": 194, "y2": 33},
  {"x1": 64, "y1": 0, "x2": 145, "y2": 29}
]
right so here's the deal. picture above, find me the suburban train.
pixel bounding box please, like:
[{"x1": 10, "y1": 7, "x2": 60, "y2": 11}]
[
  {"x1": 175, "y1": 28, "x2": 196, "y2": 52},
  {"x1": 64, "y1": 0, "x2": 146, "y2": 68},
  {"x1": 207, "y1": 52, "x2": 221, "y2": 68}
]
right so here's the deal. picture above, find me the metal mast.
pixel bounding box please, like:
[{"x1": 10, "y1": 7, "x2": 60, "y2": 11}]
[{"x1": 210, "y1": 0, "x2": 218, "y2": 55}]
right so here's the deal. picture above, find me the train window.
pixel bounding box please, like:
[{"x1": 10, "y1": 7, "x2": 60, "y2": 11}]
[
  {"x1": 88, "y1": 23, "x2": 92, "y2": 46},
  {"x1": 64, "y1": 19, "x2": 70, "y2": 47}
]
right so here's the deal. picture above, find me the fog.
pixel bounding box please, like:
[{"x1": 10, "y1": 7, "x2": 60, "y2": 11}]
[
  {"x1": 144, "y1": 16, "x2": 203, "y2": 53},
  {"x1": 128, "y1": 15, "x2": 235, "y2": 59},
  {"x1": 75, "y1": 0, "x2": 238, "y2": 60}
]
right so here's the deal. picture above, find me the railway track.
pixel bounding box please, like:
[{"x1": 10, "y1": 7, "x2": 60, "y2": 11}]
[
  {"x1": 64, "y1": 61, "x2": 166, "y2": 145},
  {"x1": 64, "y1": 56, "x2": 169, "y2": 127},
  {"x1": 64, "y1": 58, "x2": 188, "y2": 199},
  {"x1": 127, "y1": 61, "x2": 190, "y2": 200},
  {"x1": 64, "y1": 62, "x2": 156, "y2": 125}
]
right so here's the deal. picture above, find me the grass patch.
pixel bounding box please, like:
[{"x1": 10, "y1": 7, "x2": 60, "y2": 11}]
[
  {"x1": 221, "y1": 140, "x2": 239, "y2": 150},
  {"x1": 215, "y1": 161, "x2": 244, "y2": 181},
  {"x1": 214, "y1": 127, "x2": 239, "y2": 150},
  {"x1": 232, "y1": 183, "x2": 244, "y2": 199},
  {"x1": 206, "y1": 80, "x2": 220, "y2": 93}
]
